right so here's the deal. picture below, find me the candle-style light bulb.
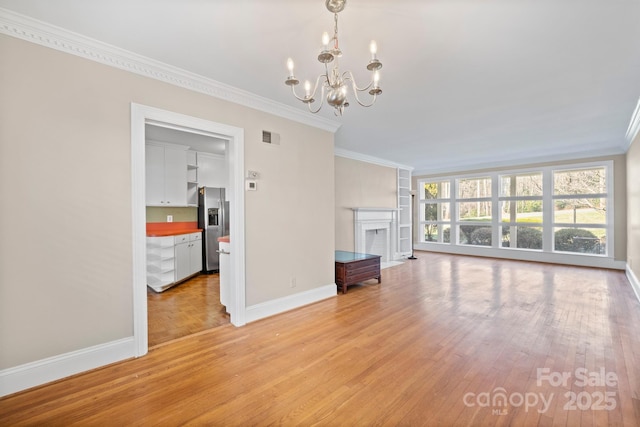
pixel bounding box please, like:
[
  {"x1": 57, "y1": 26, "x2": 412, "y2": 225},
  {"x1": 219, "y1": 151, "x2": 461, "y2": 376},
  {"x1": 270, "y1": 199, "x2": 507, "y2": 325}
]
[
  {"x1": 370, "y1": 40, "x2": 378, "y2": 59},
  {"x1": 322, "y1": 32, "x2": 330, "y2": 49},
  {"x1": 287, "y1": 58, "x2": 294, "y2": 76},
  {"x1": 304, "y1": 80, "x2": 311, "y2": 97}
]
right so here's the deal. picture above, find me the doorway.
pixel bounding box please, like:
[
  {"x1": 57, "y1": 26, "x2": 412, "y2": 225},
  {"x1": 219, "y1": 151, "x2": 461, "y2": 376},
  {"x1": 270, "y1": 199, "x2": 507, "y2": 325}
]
[{"x1": 131, "y1": 103, "x2": 247, "y2": 358}]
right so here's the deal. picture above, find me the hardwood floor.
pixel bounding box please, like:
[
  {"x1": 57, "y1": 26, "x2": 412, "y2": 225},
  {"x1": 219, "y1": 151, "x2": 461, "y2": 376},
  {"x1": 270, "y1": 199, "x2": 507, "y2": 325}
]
[
  {"x1": 147, "y1": 273, "x2": 229, "y2": 348},
  {"x1": 2, "y1": 251, "x2": 640, "y2": 426}
]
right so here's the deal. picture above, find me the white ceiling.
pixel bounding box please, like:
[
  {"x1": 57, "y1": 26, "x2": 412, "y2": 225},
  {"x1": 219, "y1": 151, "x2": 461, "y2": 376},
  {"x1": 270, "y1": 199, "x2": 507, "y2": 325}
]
[{"x1": 2, "y1": 0, "x2": 639, "y2": 173}]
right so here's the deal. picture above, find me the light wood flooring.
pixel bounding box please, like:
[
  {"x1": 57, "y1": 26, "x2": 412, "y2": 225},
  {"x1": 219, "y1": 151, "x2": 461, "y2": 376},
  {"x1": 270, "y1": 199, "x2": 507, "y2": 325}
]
[
  {"x1": 2, "y1": 251, "x2": 640, "y2": 425},
  {"x1": 147, "y1": 273, "x2": 229, "y2": 348}
]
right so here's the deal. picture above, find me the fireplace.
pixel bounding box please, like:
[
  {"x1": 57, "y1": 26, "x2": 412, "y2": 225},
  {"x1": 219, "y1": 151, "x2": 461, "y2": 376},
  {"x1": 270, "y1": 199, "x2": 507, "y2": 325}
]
[{"x1": 352, "y1": 208, "x2": 398, "y2": 265}]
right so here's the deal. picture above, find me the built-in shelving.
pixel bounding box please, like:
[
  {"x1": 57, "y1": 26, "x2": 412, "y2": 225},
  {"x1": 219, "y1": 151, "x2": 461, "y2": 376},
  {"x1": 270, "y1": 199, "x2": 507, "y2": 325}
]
[
  {"x1": 397, "y1": 168, "x2": 412, "y2": 257},
  {"x1": 186, "y1": 150, "x2": 199, "y2": 206}
]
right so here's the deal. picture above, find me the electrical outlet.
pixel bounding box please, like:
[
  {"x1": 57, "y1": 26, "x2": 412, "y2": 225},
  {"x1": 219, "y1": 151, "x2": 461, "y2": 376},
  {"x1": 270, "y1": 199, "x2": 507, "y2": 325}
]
[
  {"x1": 167, "y1": 215, "x2": 173, "y2": 223},
  {"x1": 290, "y1": 277, "x2": 296, "y2": 288}
]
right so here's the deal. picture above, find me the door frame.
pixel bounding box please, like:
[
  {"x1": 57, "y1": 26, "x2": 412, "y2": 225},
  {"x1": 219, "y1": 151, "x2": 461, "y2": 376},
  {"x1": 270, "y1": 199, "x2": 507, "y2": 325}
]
[{"x1": 131, "y1": 103, "x2": 246, "y2": 357}]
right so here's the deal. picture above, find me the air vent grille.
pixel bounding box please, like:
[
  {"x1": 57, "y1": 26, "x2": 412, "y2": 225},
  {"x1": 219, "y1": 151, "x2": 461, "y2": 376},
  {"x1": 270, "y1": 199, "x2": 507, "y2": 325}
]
[
  {"x1": 262, "y1": 130, "x2": 280, "y2": 145},
  {"x1": 262, "y1": 131, "x2": 272, "y2": 143}
]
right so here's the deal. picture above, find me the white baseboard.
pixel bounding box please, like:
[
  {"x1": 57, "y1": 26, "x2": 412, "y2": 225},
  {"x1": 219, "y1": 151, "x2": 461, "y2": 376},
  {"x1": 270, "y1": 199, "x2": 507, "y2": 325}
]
[
  {"x1": 627, "y1": 264, "x2": 640, "y2": 304},
  {"x1": 0, "y1": 337, "x2": 136, "y2": 397},
  {"x1": 245, "y1": 284, "x2": 337, "y2": 324},
  {"x1": 414, "y1": 244, "x2": 626, "y2": 270}
]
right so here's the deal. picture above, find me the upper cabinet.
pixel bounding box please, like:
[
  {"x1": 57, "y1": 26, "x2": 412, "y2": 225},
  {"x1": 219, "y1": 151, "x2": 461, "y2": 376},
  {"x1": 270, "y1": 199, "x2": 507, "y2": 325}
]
[{"x1": 145, "y1": 142, "x2": 189, "y2": 206}]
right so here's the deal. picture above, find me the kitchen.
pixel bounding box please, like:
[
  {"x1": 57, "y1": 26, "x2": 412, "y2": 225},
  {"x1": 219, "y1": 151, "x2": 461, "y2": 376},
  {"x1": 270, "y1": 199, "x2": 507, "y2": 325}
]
[{"x1": 144, "y1": 124, "x2": 231, "y2": 346}]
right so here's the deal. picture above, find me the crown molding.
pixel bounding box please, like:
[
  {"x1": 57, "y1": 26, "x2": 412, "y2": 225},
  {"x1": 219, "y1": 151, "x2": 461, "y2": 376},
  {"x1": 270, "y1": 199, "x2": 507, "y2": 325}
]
[
  {"x1": 625, "y1": 97, "x2": 640, "y2": 150},
  {"x1": 334, "y1": 148, "x2": 413, "y2": 171},
  {"x1": 0, "y1": 7, "x2": 341, "y2": 134}
]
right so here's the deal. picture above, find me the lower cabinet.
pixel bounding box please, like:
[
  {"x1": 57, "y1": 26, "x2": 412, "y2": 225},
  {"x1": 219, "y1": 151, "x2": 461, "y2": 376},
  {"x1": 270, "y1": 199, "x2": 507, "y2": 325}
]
[{"x1": 147, "y1": 232, "x2": 202, "y2": 292}]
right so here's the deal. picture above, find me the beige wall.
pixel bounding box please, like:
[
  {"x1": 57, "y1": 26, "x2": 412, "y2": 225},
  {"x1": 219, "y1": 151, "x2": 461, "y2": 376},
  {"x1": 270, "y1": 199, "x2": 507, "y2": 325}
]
[
  {"x1": 628, "y1": 136, "x2": 640, "y2": 277},
  {"x1": 413, "y1": 155, "x2": 627, "y2": 262},
  {"x1": 0, "y1": 35, "x2": 334, "y2": 369},
  {"x1": 334, "y1": 156, "x2": 397, "y2": 251}
]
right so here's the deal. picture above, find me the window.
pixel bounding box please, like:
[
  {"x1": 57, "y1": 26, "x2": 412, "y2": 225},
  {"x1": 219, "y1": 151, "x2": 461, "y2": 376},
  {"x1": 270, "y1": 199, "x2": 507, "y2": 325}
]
[
  {"x1": 417, "y1": 162, "x2": 613, "y2": 259},
  {"x1": 457, "y1": 177, "x2": 492, "y2": 246},
  {"x1": 552, "y1": 167, "x2": 607, "y2": 255},
  {"x1": 499, "y1": 173, "x2": 543, "y2": 250},
  {"x1": 420, "y1": 180, "x2": 451, "y2": 243}
]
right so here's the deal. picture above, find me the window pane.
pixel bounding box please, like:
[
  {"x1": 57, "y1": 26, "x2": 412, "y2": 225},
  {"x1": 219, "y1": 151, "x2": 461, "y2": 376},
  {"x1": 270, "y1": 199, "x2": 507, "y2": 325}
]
[
  {"x1": 500, "y1": 200, "x2": 543, "y2": 223},
  {"x1": 553, "y1": 199, "x2": 606, "y2": 224},
  {"x1": 424, "y1": 202, "x2": 451, "y2": 221},
  {"x1": 423, "y1": 224, "x2": 451, "y2": 243},
  {"x1": 459, "y1": 225, "x2": 492, "y2": 246},
  {"x1": 499, "y1": 173, "x2": 543, "y2": 197},
  {"x1": 502, "y1": 226, "x2": 543, "y2": 250},
  {"x1": 554, "y1": 168, "x2": 606, "y2": 195},
  {"x1": 422, "y1": 181, "x2": 450, "y2": 199},
  {"x1": 458, "y1": 177, "x2": 491, "y2": 199},
  {"x1": 458, "y1": 202, "x2": 492, "y2": 221},
  {"x1": 554, "y1": 227, "x2": 606, "y2": 254}
]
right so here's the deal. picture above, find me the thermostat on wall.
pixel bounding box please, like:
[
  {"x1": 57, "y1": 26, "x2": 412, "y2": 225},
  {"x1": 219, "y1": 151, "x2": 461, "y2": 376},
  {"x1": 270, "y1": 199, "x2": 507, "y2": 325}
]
[{"x1": 246, "y1": 180, "x2": 257, "y2": 191}]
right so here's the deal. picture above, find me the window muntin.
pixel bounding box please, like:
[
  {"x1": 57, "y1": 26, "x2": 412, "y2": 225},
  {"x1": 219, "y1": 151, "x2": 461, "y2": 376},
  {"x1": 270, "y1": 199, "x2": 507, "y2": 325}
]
[
  {"x1": 500, "y1": 173, "x2": 543, "y2": 197},
  {"x1": 499, "y1": 201, "x2": 543, "y2": 223},
  {"x1": 501, "y1": 226, "x2": 543, "y2": 250},
  {"x1": 423, "y1": 181, "x2": 450, "y2": 199},
  {"x1": 458, "y1": 202, "x2": 492, "y2": 221},
  {"x1": 424, "y1": 202, "x2": 450, "y2": 221},
  {"x1": 424, "y1": 224, "x2": 451, "y2": 243},
  {"x1": 420, "y1": 180, "x2": 452, "y2": 244}
]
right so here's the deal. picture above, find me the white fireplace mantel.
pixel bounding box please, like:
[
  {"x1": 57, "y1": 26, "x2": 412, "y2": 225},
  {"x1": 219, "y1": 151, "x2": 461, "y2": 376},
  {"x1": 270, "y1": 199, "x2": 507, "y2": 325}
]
[{"x1": 352, "y1": 208, "x2": 399, "y2": 263}]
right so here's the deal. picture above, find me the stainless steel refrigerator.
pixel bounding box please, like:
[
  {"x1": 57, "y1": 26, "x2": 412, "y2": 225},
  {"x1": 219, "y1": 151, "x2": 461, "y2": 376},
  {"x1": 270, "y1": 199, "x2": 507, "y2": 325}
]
[{"x1": 198, "y1": 187, "x2": 229, "y2": 273}]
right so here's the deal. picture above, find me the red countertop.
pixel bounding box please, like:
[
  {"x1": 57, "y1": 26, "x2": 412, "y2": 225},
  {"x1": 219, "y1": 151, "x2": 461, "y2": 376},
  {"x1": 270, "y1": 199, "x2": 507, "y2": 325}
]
[
  {"x1": 218, "y1": 235, "x2": 230, "y2": 243},
  {"x1": 146, "y1": 221, "x2": 202, "y2": 237}
]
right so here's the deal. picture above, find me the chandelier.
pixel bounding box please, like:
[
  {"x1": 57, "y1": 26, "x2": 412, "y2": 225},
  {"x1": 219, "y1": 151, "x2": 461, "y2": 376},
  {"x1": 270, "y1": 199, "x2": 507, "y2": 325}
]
[{"x1": 284, "y1": 0, "x2": 383, "y2": 116}]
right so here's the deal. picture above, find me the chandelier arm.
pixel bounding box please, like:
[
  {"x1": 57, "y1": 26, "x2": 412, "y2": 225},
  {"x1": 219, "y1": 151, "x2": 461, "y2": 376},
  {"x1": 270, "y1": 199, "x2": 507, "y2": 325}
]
[
  {"x1": 310, "y1": 74, "x2": 327, "y2": 100},
  {"x1": 348, "y1": 78, "x2": 378, "y2": 108},
  {"x1": 289, "y1": 84, "x2": 310, "y2": 102},
  {"x1": 342, "y1": 71, "x2": 373, "y2": 92},
  {"x1": 308, "y1": 85, "x2": 326, "y2": 114}
]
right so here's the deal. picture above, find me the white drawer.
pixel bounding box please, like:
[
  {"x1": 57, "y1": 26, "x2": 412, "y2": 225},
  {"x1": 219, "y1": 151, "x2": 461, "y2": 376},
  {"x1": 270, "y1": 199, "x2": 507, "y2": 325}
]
[
  {"x1": 174, "y1": 234, "x2": 190, "y2": 244},
  {"x1": 189, "y1": 232, "x2": 202, "y2": 242}
]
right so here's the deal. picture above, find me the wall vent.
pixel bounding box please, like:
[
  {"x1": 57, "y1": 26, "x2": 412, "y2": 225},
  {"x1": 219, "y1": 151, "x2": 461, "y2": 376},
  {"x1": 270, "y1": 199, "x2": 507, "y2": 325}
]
[{"x1": 262, "y1": 130, "x2": 280, "y2": 145}]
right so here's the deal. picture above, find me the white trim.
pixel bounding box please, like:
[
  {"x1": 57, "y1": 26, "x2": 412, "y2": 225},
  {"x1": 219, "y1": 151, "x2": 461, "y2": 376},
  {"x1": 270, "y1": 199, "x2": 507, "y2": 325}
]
[
  {"x1": 0, "y1": 7, "x2": 340, "y2": 134},
  {"x1": 245, "y1": 284, "x2": 337, "y2": 324},
  {"x1": 415, "y1": 245, "x2": 625, "y2": 270},
  {"x1": 627, "y1": 265, "x2": 640, "y2": 304},
  {"x1": 412, "y1": 147, "x2": 625, "y2": 176},
  {"x1": 334, "y1": 148, "x2": 413, "y2": 171},
  {"x1": 625, "y1": 97, "x2": 640, "y2": 150},
  {"x1": 0, "y1": 337, "x2": 135, "y2": 397},
  {"x1": 131, "y1": 103, "x2": 248, "y2": 345}
]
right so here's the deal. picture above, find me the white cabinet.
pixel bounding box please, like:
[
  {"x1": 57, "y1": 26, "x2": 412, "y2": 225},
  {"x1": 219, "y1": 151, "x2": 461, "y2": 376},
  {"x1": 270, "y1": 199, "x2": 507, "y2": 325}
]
[
  {"x1": 175, "y1": 232, "x2": 202, "y2": 282},
  {"x1": 197, "y1": 152, "x2": 227, "y2": 188},
  {"x1": 146, "y1": 232, "x2": 202, "y2": 292},
  {"x1": 145, "y1": 143, "x2": 188, "y2": 206}
]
